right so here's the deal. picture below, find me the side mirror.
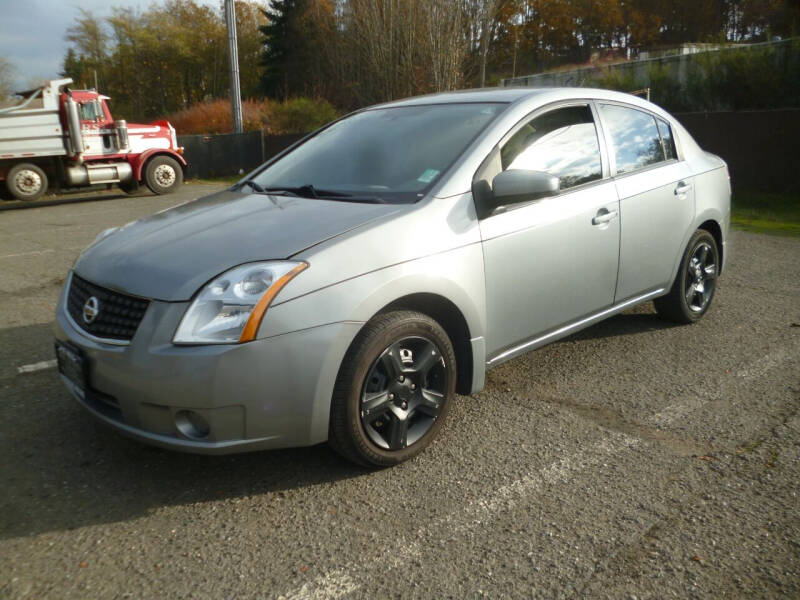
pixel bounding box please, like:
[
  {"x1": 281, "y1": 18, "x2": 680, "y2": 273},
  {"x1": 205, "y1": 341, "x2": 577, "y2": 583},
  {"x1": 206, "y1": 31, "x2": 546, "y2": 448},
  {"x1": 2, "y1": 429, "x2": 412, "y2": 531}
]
[{"x1": 491, "y1": 169, "x2": 560, "y2": 207}]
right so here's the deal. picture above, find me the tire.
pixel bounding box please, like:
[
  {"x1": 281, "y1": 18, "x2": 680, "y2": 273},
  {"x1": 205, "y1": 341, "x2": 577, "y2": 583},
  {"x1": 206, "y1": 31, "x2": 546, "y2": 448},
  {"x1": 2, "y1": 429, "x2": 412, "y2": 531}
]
[
  {"x1": 6, "y1": 163, "x2": 48, "y2": 201},
  {"x1": 144, "y1": 156, "x2": 183, "y2": 195},
  {"x1": 329, "y1": 310, "x2": 457, "y2": 467},
  {"x1": 654, "y1": 229, "x2": 719, "y2": 324}
]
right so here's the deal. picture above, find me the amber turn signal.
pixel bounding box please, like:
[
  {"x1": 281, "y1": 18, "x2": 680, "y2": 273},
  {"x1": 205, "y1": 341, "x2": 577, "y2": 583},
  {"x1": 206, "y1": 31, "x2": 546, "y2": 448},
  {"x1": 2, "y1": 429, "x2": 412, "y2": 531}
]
[{"x1": 238, "y1": 262, "x2": 308, "y2": 342}]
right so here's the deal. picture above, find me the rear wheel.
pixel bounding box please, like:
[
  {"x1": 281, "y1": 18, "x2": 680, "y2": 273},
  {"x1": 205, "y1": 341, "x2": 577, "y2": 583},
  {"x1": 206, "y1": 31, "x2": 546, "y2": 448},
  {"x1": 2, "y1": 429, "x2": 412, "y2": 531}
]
[
  {"x1": 6, "y1": 163, "x2": 48, "y2": 201},
  {"x1": 654, "y1": 229, "x2": 719, "y2": 324},
  {"x1": 329, "y1": 310, "x2": 456, "y2": 467},
  {"x1": 144, "y1": 156, "x2": 182, "y2": 195}
]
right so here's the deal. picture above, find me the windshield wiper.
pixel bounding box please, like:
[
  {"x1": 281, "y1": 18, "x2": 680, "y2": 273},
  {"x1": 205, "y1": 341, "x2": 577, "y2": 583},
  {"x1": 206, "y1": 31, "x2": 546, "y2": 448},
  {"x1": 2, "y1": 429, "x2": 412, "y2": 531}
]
[
  {"x1": 262, "y1": 184, "x2": 355, "y2": 199},
  {"x1": 238, "y1": 182, "x2": 386, "y2": 203},
  {"x1": 233, "y1": 180, "x2": 266, "y2": 193}
]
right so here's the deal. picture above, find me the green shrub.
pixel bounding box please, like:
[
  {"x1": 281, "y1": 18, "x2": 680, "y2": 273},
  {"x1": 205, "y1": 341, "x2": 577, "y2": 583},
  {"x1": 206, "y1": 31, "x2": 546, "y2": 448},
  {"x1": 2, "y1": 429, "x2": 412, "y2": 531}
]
[{"x1": 268, "y1": 98, "x2": 339, "y2": 134}]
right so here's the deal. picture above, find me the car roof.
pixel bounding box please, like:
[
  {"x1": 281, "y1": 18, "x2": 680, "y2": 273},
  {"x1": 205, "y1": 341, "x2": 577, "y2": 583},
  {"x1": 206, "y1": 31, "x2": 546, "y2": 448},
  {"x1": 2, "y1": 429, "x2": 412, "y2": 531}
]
[
  {"x1": 373, "y1": 86, "x2": 684, "y2": 141},
  {"x1": 375, "y1": 86, "x2": 658, "y2": 109},
  {"x1": 376, "y1": 88, "x2": 547, "y2": 107}
]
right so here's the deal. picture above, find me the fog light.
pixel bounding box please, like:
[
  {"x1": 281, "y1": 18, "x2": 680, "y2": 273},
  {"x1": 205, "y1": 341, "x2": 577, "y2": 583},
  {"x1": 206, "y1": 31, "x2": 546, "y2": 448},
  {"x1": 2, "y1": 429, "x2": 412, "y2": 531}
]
[{"x1": 174, "y1": 410, "x2": 210, "y2": 439}]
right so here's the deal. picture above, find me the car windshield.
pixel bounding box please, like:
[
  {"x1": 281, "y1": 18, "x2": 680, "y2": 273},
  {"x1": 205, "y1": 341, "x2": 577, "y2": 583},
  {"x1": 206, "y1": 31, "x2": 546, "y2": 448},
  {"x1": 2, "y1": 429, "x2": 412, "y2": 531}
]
[{"x1": 250, "y1": 102, "x2": 507, "y2": 203}]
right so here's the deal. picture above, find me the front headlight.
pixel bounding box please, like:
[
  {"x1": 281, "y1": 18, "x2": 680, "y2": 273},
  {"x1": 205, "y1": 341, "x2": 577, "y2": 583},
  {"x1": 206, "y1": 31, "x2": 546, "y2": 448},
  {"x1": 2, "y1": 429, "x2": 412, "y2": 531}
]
[{"x1": 173, "y1": 261, "x2": 307, "y2": 344}]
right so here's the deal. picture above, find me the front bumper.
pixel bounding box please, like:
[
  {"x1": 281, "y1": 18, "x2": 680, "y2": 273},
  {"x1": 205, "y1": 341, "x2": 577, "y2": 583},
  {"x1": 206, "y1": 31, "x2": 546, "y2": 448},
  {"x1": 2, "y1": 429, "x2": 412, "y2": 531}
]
[{"x1": 54, "y1": 280, "x2": 362, "y2": 454}]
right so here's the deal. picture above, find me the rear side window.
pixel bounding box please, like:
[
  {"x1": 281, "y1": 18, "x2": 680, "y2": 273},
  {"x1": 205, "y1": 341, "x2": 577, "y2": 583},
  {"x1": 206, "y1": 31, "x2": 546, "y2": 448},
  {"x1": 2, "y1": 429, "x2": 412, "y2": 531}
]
[
  {"x1": 501, "y1": 105, "x2": 602, "y2": 190},
  {"x1": 656, "y1": 118, "x2": 677, "y2": 160},
  {"x1": 600, "y1": 104, "x2": 666, "y2": 174}
]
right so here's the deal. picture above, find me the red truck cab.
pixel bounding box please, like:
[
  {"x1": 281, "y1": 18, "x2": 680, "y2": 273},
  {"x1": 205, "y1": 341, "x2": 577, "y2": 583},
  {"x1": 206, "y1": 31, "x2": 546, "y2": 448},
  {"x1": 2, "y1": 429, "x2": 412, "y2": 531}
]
[{"x1": 59, "y1": 89, "x2": 186, "y2": 194}]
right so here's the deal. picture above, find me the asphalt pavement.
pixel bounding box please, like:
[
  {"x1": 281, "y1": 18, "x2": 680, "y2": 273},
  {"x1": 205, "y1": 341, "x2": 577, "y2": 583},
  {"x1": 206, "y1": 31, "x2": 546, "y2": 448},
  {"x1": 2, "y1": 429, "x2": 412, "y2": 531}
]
[{"x1": 1, "y1": 184, "x2": 798, "y2": 599}]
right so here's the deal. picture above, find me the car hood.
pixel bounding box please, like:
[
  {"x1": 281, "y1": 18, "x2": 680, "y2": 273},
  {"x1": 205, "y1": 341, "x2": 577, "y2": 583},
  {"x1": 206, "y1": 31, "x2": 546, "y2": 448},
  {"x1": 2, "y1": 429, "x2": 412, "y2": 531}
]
[{"x1": 73, "y1": 189, "x2": 399, "y2": 301}]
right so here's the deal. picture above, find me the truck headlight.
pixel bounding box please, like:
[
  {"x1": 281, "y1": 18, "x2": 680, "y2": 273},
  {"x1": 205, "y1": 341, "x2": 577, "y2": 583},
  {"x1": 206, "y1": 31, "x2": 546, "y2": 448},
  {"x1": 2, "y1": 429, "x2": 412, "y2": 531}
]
[{"x1": 173, "y1": 261, "x2": 307, "y2": 344}]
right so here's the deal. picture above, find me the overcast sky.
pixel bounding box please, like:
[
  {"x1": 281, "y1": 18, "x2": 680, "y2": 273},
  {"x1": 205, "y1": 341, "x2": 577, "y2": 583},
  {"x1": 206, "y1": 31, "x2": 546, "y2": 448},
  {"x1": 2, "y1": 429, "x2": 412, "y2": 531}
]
[{"x1": 0, "y1": 0, "x2": 220, "y2": 90}]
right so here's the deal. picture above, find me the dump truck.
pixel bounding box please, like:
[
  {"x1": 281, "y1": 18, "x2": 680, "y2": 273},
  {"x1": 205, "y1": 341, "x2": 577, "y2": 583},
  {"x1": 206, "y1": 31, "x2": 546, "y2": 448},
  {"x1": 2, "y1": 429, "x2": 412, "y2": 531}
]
[{"x1": 0, "y1": 78, "x2": 186, "y2": 200}]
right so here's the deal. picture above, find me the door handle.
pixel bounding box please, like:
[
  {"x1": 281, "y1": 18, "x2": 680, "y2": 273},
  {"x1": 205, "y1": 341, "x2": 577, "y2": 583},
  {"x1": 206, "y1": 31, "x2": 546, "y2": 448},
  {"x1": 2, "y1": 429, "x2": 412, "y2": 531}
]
[
  {"x1": 674, "y1": 181, "x2": 692, "y2": 196},
  {"x1": 592, "y1": 209, "x2": 618, "y2": 225}
]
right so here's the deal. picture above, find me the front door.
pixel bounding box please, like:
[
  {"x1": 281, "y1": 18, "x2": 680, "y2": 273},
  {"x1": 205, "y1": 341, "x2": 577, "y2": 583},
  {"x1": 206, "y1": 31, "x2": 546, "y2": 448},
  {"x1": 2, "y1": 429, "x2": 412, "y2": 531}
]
[
  {"x1": 78, "y1": 99, "x2": 117, "y2": 158},
  {"x1": 478, "y1": 104, "x2": 620, "y2": 359}
]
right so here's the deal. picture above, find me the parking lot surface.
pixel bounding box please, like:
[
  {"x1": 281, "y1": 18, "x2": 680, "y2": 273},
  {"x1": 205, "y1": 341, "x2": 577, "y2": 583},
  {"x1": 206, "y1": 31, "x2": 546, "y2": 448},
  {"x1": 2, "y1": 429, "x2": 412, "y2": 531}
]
[{"x1": 1, "y1": 184, "x2": 798, "y2": 599}]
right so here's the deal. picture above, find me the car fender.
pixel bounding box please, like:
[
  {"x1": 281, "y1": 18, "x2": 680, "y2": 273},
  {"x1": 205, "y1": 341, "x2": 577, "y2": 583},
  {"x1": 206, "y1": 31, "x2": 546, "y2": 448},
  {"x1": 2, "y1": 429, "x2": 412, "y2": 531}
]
[
  {"x1": 260, "y1": 244, "x2": 486, "y2": 342},
  {"x1": 258, "y1": 244, "x2": 488, "y2": 440},
  {"x1": 665, "y1": 205, "x2": 727, "y2": 290}
]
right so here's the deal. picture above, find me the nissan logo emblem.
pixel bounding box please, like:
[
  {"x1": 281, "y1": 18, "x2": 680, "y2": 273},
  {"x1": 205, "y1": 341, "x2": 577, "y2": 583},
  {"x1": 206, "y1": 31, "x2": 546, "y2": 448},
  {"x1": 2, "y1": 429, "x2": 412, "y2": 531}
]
[{"x1": 82, "y1": 296, "x2": 100, "y2": 324}]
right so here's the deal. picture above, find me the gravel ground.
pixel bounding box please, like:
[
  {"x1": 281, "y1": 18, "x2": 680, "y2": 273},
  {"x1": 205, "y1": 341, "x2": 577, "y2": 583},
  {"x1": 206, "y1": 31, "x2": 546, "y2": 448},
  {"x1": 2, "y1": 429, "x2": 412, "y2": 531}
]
[{"x1": 0, "y1": 184, "x2": 798, "y2": 599}]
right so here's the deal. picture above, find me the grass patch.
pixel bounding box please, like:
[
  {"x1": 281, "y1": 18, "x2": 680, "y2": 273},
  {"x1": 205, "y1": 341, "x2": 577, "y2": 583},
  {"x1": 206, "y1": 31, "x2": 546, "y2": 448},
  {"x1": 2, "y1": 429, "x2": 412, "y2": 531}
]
[{"x1": 731, "y1": 191, "x2": 800, "y2": 237}]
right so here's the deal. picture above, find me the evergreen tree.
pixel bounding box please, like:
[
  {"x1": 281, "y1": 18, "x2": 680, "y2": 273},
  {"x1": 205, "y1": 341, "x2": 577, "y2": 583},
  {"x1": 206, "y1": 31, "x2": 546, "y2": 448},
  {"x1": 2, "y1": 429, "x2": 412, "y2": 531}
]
[
  {"x1": 259, "y1": 1, "x2": 304, "y2": 100},
  {"x1": 60, "y1": 48, "x2": 85, "y2": 84},
  {"x1": 259, "y1": 0, "x2": 329, "y2": 100}
]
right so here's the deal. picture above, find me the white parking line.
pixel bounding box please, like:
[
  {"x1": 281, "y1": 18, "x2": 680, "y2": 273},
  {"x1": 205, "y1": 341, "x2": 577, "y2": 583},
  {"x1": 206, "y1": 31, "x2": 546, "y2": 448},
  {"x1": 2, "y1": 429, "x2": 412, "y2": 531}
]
[
  {"x1": 0, "y1": 249, "x2": 55, "y2": 260},
  {"x1": 280, "y1": 346, "x2": 797, "y2": 600},
  {"x1": 280, "y1": 432, "x2": 640, "y2": 600},
  {"x1": 282, "y1": 569, "x2": 360, "y2": 600},
  {"x1": 17, "y1": 360, "x2": 57, "y2": 374},
  {"x1": 0, "y1": 246, "x2": 85, "y2": 260},
  {"x1": 736, "y1": 347, "x2": 790, "y2": 379}
]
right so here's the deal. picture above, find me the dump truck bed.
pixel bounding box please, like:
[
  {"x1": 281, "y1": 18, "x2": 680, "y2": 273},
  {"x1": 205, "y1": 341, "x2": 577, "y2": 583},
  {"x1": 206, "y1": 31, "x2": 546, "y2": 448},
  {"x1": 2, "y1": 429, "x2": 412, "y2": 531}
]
[
  {"x1": 0, "y1": 108, "x2": 67, "y2": 159},
  {"x1": 0, "y1": 78, "x2": 71, "y2": 160}
]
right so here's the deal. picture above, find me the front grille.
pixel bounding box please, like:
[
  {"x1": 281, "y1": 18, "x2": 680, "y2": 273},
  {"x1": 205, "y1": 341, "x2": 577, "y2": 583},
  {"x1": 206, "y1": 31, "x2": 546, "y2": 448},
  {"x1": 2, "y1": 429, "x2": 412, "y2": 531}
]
[{"x1": 67, "y1": 273, "x2": 149, "y2": 341}]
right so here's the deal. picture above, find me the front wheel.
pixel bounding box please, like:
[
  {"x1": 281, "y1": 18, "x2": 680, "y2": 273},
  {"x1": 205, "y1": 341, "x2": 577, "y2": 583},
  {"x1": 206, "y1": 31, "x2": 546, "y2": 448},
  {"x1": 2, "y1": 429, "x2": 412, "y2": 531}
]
[
  {"x1": 329, "y1": 310, "x2": 456, "y2": 467},
  {"x1": 144, "y1": 156, "x2": 183, "y2": 195},
  {"x1": 6, "y1": 163, "x2": 48, "y2": 201},
  {"x1": 654, "y1": 229, "x2": 719, "y2": 324}
]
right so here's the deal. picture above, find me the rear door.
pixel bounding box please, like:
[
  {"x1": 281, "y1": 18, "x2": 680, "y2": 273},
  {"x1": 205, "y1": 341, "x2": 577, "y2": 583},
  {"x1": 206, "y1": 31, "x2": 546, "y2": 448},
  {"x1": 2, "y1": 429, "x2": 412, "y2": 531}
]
[{"x1": 597, "y1": 103, "x2": 695, "y2": 301}]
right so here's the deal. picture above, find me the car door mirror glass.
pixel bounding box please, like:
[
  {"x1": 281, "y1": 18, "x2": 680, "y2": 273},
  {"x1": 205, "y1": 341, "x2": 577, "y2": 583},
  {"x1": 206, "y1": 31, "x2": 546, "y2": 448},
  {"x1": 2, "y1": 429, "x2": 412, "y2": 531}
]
[{"x1": 490, "y1": 169, "x2": 560, "y2": 207}]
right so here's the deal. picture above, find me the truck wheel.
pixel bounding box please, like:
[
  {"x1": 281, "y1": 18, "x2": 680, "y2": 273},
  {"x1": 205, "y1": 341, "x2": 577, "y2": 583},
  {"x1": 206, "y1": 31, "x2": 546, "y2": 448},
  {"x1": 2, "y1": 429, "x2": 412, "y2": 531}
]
[
  {"x1": 144, "y1": 156, "x2": 183, "y2": 195},
  {"x1": 7, "y1": 163, "x2": 48, "y2": 201}
]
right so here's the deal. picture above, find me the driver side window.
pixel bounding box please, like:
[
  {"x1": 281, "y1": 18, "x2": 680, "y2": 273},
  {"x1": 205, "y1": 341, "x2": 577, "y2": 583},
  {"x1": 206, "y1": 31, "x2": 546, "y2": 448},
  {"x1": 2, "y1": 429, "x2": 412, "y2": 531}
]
[
  {"x1": 501, "y1": 105, "x2": 603, "y2": 191},
  {"x1": 79, "y1": 100, "x2": 102, "y2": 122}
]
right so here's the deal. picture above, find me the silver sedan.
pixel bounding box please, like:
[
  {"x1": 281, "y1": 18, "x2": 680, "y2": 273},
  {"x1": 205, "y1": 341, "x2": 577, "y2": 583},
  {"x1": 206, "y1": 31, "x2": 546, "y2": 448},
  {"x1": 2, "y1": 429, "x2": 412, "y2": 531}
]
[{"x1": 54, "y1": 88, "x2": 730, "y2": 466}]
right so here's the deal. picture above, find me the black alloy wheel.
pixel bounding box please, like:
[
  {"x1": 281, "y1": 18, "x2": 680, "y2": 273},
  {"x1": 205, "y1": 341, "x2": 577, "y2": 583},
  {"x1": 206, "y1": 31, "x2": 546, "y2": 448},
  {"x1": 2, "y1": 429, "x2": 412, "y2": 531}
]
[
  {"x1": 654, "y1": 229, "x2": 719, "y2": 324},
  {"x1": 360, "y1": 336, "x2": 447, "y2": 451},
  {"x1": 684, "y1": 240, "x2": 717, "y2": 314},
  {"x1": 329, "y1": 310, "x2": 456, "y2": 467}
]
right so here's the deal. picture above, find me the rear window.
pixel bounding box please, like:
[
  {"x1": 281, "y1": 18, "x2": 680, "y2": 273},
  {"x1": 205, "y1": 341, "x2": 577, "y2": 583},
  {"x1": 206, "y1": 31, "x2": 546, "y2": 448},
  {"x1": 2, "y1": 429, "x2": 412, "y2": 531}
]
[{"x1": 600, "y1": 104, "x2": 667, "y2": 175}]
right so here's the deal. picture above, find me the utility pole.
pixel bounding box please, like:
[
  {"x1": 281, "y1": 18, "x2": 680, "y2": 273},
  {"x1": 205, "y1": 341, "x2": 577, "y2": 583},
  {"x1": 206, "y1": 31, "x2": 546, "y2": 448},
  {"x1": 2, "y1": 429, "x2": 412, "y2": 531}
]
[{"x1": 224, "y1": 0, "x2": 243, "y2": 134}]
